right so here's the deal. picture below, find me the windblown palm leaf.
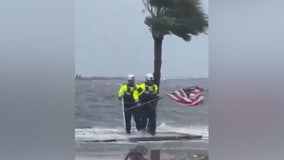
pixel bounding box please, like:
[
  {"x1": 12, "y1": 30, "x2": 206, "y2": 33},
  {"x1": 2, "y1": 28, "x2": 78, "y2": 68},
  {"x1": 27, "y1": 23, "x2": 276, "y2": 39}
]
[
  {"x1": 142, "y1": 0, "x2": 208, "y2": 91},
  {"x1": 143, "y1": 0, "x2": 207, "y2": 40}
]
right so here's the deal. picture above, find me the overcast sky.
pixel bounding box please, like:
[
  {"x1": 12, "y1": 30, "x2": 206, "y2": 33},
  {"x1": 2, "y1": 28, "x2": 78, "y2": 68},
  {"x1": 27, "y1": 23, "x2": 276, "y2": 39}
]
[{"x1": 75, "y1": 0, "x2": 208, "y2": 78}]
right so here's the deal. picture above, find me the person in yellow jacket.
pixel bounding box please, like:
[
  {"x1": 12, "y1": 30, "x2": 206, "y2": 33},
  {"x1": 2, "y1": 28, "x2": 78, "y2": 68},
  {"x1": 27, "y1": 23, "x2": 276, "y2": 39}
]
[
  {"x1": 133, "y1": 73, "x2": 159, "y2": 136},
  {"x1": 118, "y1": 74, "x2": 142, "y2": 134}
]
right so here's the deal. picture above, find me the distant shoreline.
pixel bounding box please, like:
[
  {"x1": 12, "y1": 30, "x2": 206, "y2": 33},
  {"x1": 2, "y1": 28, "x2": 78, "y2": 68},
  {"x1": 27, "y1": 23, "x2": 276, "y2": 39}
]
[
  {"x1": 75, "y1": 76, "x2": 208, "y2": 81},
  {"x1": 75, "y1": 76, "x2": 125, "y2": 80}
]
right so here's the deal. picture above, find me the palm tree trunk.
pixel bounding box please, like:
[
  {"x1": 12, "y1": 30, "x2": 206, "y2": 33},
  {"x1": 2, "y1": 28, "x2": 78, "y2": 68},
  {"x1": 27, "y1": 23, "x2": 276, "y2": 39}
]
[{"x1": 152, "y1": 34, "x2": 164, "y2": 93}]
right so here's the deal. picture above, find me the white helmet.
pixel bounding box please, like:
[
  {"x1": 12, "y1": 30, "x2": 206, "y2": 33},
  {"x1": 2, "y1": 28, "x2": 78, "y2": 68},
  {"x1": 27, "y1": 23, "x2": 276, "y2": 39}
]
[
  {"x1": 146, "y1": 73, "x2": 154, "y2": 80},
  {"x1": 127, "y1": 74, "x2": 135, "y2": 80}
]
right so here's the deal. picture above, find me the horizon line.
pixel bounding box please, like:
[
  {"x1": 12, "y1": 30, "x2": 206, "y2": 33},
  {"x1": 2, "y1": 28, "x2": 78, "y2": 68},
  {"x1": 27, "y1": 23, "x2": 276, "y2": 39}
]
[{"x1": 75, "y1": 74, "x2": 208, "y2": 79}]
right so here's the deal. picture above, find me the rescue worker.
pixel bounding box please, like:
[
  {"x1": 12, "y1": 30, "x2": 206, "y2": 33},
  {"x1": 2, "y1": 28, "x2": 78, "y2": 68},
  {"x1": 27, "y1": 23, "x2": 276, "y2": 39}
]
[
  {"x1": 118, "y1": 74, "x2": 142, "y2": 134},
  {"x1": 133, "y1": 73, "x2": 159, "y2": 136}
]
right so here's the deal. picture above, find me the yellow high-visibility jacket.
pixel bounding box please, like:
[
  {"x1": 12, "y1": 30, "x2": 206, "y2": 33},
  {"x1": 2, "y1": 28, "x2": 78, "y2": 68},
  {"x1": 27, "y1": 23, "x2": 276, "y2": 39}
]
[
  {"x1": 133, "y1": 82, "x2": 158, "y2": 102},
  {"x1": 117, "y1": 83, "x2": 139, "y2": 102}
]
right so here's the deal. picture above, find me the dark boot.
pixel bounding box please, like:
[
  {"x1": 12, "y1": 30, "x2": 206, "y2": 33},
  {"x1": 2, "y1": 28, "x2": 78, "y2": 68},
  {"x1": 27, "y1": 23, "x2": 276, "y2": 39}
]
[
  {"x1": 132, "y1": 107, "x2": 142, "y2": 131},
  {"x1": 124, "y1": 107, "x2": 132, "y2": 134},
  {"x1": 147, "y1": 106, "x2": 156, "y2": 136}
]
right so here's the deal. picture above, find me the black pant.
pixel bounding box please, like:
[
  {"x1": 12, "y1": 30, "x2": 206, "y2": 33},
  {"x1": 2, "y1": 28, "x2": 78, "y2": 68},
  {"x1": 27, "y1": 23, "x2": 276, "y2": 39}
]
[
  {"x1": 124, "y1": 103, "x2": 142, "y2": 134},
  {"x1": 140, "y1": 102, "x2": 157, "y2": 136}
]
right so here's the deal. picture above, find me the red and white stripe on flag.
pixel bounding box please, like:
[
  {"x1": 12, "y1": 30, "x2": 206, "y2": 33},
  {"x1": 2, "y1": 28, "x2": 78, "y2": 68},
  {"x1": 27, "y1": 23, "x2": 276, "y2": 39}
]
[{"x1": 167, "y1": 86, "x2": 205, "y2": 106}]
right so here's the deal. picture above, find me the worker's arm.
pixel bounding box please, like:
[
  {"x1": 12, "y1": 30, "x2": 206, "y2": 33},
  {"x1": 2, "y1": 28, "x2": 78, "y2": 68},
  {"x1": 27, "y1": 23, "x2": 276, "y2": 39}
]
[
  {"x1": 133, "y1": 83, "x2": 145, "y2": 102},
  {"x1": 154, "y1": 84, "x2": 158, "y2": 94},
  {"x1": 153, "y1": 84, "x2": 159, "y2": 98},
  {"x1": 117, "y1": 84, "x2": 127, "y2": 100}
]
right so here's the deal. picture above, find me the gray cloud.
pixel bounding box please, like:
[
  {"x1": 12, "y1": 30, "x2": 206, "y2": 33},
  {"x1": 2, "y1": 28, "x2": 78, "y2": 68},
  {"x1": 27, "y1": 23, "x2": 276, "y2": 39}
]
[{"x1": 75, "y1": 0, "x2": 208, "y2": 78}]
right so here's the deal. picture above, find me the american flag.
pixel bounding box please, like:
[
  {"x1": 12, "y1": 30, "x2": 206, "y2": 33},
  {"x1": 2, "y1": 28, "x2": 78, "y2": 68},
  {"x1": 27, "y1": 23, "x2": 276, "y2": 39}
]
[{"x1": 167, "y1": 86, "x2": 205, "y2": 106}]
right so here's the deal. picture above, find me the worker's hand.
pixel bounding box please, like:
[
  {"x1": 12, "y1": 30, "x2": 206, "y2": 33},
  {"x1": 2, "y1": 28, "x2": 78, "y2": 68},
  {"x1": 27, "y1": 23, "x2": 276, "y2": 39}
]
[
  {"x1": 118, "y1": 96, "x2": 122, "y2": 100},
  {"x1": 149, "y1": 102, "x2": 157, "y2": 110},
  {"x1": 150, "y1": 93, "x2": 158, "y2": 99},
  {"x1": 135, "y1": 100, "x2": 141, "y2": 106}
]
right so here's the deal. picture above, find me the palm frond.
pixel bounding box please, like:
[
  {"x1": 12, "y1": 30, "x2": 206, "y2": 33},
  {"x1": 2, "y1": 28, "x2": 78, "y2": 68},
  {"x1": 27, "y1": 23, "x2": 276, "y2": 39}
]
[{"x1": 143, "y1": 0, "x2": 208, "y2": 41}]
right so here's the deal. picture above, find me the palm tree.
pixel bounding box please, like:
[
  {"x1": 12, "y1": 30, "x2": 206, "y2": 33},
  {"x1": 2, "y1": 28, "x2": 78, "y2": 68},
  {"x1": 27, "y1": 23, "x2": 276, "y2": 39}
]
[{"x1": 142, "y1": 0, "x2": 208, "y2": 91}]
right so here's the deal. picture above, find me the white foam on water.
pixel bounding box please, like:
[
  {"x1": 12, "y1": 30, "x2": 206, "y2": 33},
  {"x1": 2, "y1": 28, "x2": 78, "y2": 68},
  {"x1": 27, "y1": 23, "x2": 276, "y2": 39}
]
[
  {"x1": 156, "y1": 122, "x2": 208, "y2": 139},
  {"x1": 75, "y1": 127, "x2": 125, "y2": 141},
  {"x1": 75, "y1": 127, "x2": 143, "y2": 141},
  {"x1": 75, "y1": 123, "x2": 208, "y2": 141}
]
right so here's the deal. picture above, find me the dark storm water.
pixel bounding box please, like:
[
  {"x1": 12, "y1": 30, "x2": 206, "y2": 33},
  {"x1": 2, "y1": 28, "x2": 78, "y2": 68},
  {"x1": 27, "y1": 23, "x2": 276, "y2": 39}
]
[{"x1": 75, "y1": 78, "x2": 208, "y2": 160}]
